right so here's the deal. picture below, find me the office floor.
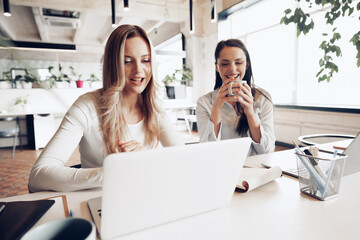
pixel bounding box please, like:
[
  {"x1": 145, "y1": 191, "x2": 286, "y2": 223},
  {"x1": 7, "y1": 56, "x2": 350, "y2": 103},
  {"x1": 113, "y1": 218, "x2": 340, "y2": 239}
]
[{"x1": 0, "y1": 128, "x2": 288, "y2": 199}]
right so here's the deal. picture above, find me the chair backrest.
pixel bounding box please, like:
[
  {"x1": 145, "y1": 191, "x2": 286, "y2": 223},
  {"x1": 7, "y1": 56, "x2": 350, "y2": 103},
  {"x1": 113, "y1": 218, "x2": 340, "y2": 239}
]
[
  {"x1": 298, "y1": 134, "x2": 355, "y2": 146},
  {"x1": 0, "y1": 116, "x2": 18, "y2": 122},
  {"x1": 0, "y1": 117, "x2": 20, "y2": 137}
]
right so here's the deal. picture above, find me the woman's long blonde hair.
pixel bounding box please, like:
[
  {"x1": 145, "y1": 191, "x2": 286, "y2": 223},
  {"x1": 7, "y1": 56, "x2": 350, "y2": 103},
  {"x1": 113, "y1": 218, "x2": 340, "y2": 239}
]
[{"x1": 100, "y1": 25, "x2": 162, "y2": 154}]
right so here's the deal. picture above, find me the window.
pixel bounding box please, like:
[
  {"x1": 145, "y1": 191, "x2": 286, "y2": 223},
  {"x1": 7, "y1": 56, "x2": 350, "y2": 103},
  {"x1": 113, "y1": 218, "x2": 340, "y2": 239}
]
[
  {"x1": 297, "y1": 10, "x2": 360, "y2": 106},
  {"x1": 155, "y1": 33, "x2": 185, "y2": 85},
  {"x1": 218, "y1": 0, "x2": 360, "y2": 107}
]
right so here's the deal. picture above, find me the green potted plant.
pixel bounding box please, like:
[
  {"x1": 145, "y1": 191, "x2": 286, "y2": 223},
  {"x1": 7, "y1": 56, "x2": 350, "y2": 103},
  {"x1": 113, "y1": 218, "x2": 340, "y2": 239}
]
[
  {"x1": 48, "y1": 64, "x2": 70, "y2": 88},
  {"x1": 87, "y1": 73, "x2": 101, "y2": 89},
  {"x1": 162, "y1": 65, "x2": 193, "y2": 99},
  {"x1": 162, "y1": 74, "x2": 178, "y2": 99},
  {"x1": 0, "y1": 71, "x2": 13, "y2": 89},
  {"x1": 70, "y1": 66, "x2": 84, "y2": 88},
  {"x1": 162, "y1": 73, "x2": 180, "y2": 87},
  {"x1": 21, "y1": 69, "x2": 39, "y2": 89},
  {"x1": 175, "y1": 65, "x2": 193, "y2": 86},
  {"x1": 14, "y1": 75, "x2": 23, "y2": 89}
]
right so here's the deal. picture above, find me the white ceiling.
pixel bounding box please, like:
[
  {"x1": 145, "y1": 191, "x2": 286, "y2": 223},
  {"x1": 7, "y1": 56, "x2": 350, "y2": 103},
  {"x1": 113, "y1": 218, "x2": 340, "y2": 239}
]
[{"x1": 0, "y1": 0, "x2": 194, "y2": 62}]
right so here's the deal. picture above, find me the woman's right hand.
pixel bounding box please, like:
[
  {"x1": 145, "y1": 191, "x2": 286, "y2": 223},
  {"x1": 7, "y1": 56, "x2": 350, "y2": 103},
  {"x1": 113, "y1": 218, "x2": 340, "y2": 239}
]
[{"x1": 117, "y1": 140, "x2": 144, "y2": 152}]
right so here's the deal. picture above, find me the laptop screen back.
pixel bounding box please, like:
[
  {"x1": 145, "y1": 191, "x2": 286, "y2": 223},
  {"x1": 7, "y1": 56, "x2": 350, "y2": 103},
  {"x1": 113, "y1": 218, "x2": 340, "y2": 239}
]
[
  {"x1": 343, "y1": 132, "x2": 360, "y2": 175},
  {"x1": 99, "y1": 138, "x2": 251, "y2": 239}
]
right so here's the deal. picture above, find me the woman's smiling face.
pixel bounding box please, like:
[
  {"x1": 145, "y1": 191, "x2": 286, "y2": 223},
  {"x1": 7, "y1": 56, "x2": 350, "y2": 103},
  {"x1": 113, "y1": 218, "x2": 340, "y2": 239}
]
[
  {"x1": 216, "y1": 46, "x2": 248, "y2": 82},
  {"x1": 123, "y1": 36, "x2": 152, "y2": 94}
]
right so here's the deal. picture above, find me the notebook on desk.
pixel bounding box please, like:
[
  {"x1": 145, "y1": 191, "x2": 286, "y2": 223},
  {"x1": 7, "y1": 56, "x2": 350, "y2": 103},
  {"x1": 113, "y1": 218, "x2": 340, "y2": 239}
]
[
  {"x1": 262, "y1": 132, "x2": 360, "y2": 178},
  {"x1": 88, "y1": 138, "x2": 251, "y2": 239}
]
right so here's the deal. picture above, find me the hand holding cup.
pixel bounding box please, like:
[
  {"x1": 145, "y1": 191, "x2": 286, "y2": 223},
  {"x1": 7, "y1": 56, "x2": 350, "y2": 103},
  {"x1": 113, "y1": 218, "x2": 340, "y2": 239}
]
[{"x1": 227, "y1": 80, "x2": 247, "y2": 102}]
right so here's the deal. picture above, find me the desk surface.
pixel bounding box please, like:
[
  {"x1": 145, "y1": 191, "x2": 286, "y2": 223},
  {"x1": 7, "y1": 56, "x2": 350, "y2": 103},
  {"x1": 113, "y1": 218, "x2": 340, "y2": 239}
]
[
  {"x1": 163, "y1": 99, "x2": 196, "y2": 110},
  {"x1": 1, "y1": 150, "x2": 359, "y2": 240}
]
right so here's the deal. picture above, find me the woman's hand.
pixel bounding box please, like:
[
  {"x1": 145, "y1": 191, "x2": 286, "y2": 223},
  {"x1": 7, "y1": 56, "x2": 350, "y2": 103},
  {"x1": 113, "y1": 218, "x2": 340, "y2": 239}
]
[
  {"x1": 117, "y1": 140, "x2": 144, "y2": 152},
  {"x1": 237, "y1": 82, "x2": 255, "y2": 117},
  {"x1": 213, "y1": 77, "x2": 239, "y2": 110},
  {"x1": 237, "y1": 83, "x2": 261, "y2": 143}
]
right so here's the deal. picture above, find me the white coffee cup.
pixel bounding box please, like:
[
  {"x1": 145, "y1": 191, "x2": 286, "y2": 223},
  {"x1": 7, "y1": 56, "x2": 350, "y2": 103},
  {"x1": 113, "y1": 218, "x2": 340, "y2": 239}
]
[
  {"x1": 227, "y1": 80, "x2": 246, "y2": 101},
  {"x1": 21, "y1": 218, "x2": 96, "y2": 240}
]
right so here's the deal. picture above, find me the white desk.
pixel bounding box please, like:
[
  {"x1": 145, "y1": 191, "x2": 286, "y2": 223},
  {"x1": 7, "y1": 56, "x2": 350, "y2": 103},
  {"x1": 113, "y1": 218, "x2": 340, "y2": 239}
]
[
  {"x1": 0, "y1": 112, "x2": 65, "y2": 149},
  {"x1": 1, "y1": 150, "x2": 360, "y2": 240},
  {"x1": 164, "y1": 100, "x2": 196, "y2": 136}
]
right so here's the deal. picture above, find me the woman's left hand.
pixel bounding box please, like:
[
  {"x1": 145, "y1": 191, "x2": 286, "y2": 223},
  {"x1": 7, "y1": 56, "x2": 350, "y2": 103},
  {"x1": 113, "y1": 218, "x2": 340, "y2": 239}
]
[
  {"x1": 117, "y1": 140, "x2": 144, "y2": 152},
  {"x1": 237, "y1": 82, "x2": 255, "y2": 116}
]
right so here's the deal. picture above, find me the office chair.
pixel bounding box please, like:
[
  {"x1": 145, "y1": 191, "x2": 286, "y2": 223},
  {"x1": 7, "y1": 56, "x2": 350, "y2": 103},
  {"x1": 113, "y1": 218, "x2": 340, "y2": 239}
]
[
  {"x1": 0, "y1": 116, "x2": 23, "y2": 158},
  {"x1": 298, "y1": 133, "x2": 355, "y2": 146}
]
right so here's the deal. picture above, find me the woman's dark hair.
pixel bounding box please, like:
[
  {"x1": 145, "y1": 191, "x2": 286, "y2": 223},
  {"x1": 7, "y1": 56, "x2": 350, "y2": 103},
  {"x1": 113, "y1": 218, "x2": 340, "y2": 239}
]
[{"x1": 214, "y1": 39, "x2": 269, "y2": 135}]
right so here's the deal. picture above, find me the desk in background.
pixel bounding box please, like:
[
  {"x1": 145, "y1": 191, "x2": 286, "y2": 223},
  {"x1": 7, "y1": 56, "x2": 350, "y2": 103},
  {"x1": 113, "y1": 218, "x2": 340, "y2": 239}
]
[
  {"x1": 164, "y1": 100, "x2": 196, "y2": 135},
  {"x1": 1, "y1": 148, "x2": 359, "y2": 239},
  {"x1": 0, "y1": 112, "x2": 64, "y2": 150},
  {"x1": 0, "y1": 88, "x2": 91, "y2": 149}
]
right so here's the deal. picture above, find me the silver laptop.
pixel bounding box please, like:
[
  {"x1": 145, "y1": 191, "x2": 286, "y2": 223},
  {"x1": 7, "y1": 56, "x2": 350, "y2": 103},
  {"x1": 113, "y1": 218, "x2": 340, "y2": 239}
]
[
  {"x1": 88, "y1": 138, "x2": 251, "y2": 239},
  {"x1": 262, "y1": 132, "x2": 360, "y2": 177},
  {"x1": 342, "y1": 132, "x2": 360, "y2": 175}
]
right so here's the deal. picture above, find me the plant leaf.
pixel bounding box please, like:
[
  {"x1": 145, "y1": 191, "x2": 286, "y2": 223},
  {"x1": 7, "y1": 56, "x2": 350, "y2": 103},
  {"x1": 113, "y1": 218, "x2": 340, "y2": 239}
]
[{"x1": 284, "y1": 8, "x2": 292, "y2": 14}]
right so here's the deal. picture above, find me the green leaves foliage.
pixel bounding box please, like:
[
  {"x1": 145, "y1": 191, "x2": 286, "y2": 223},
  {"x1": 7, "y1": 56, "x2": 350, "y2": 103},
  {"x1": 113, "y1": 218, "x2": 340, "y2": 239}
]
[
  {"x1": 48, "y1": 64, "x2": 70, "y2": 83},
  {"x1": 280, "y1": 0, "x2": 359, "y2": 82},
  {"x1": 350, "y1": 31, "x2": 360, "y2": 67},
  {"x1": 281, "y1": 8, "x2": 314, "y2": 37},
  {"x1": 162, "y1": 65, "x2": 193, "y2": 86}
]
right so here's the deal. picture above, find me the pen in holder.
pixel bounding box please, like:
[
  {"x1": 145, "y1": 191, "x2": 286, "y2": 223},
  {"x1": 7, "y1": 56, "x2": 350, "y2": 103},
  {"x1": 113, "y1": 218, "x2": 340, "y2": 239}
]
[{"x1": 294, "y1": 151, "x2": 347, "y2": 201}]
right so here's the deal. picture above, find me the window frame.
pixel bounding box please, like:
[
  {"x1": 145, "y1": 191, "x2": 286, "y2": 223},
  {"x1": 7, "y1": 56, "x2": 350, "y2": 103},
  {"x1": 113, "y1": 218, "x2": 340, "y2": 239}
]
[{"x1": 218, "y1": 0, "x2": 360, "y2": 112}]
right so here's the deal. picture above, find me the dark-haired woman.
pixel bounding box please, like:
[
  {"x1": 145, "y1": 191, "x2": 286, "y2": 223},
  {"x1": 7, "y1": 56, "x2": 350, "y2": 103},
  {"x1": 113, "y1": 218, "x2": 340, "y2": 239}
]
[{"x1": 196, "y1": 39, "x2": 275, "y2": 155}]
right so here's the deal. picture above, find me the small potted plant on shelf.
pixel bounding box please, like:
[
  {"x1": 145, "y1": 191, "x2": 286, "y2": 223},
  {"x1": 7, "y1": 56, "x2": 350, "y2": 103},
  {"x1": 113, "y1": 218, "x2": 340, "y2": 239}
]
[
  {"x1": 162, "y1": 65, "x2": 193, "y2": 99},
  {"x1": 70, "y1": 66, "x2": 84, "y2": 88},
  {"x1": 48, "y1": 64, "x2": 70, "y2": 88},
  {"x1": 87, "y1": 73, "x2": 101, "y2": 89},
  {"x1": 14, "y1": 75, "x2": 23, "y2": 89},
  {"x1": 162, "y1": 73, "x2": 180, "y2": 99},
  {"x1": 0, "y1": 71, "x2": 13, "y2": 89},
  {"x1": 21, "y1": 69, "x2": 39, "y2": 89},
  {"x1": 175, "y1": 65, "x2": 193, "y2": 86}
]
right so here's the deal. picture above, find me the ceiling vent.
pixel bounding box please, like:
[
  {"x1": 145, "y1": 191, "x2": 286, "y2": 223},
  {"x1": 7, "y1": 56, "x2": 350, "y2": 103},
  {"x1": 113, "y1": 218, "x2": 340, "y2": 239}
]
[
  {"x1": 40, "y1": 8, "x2": 81, "y2": 29},
  {"x1": 42, "y1": 16, "x2": 81, "y2": 28}
]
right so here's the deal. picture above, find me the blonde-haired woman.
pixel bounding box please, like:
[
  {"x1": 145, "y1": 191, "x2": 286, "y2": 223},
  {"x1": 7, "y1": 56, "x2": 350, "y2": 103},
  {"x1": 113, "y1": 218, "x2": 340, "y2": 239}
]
[{"x1": 29, "y1": 25, "x2": 183, "y2": 192}]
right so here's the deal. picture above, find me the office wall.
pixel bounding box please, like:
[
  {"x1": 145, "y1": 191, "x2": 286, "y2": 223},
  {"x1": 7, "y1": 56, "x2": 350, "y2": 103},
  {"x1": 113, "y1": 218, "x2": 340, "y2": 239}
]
[{"x1": 274, "y1": 107, "x2": 360, "y2": 144}]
